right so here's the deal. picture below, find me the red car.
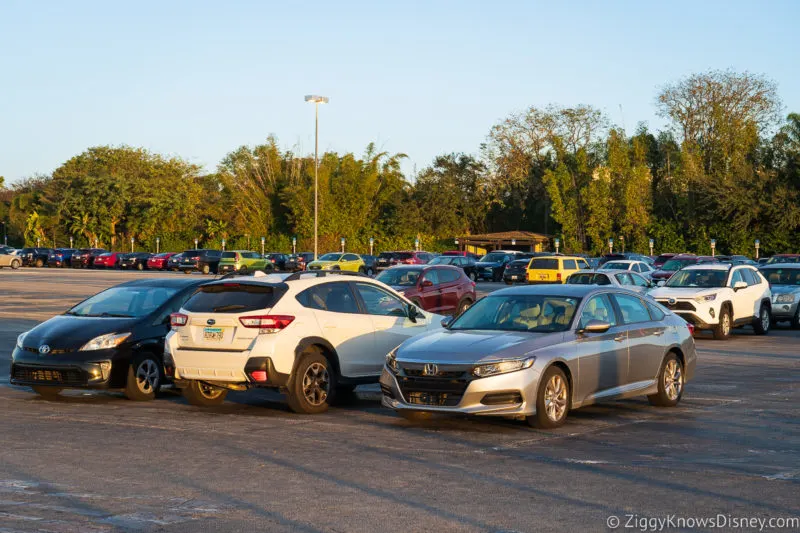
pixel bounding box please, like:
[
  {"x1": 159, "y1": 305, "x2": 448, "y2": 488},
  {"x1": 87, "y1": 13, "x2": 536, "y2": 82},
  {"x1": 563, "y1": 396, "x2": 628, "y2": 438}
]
[
  {"x1": 147, "y1": 252, "x2": 177, "y2": 270},
  {"x1": 653, "y1": 253, "x2": 677, "y2": 270},
  {"x1": 92, "y1": 252, "x2": 123, "y2": 268},
  {"x1": 375, "y1": 264, "x2": 476, "y2": 315},
  {"x1": 651, "y1": 254, "x2": 717, "y2": 282},
  {"x1": 442, "y1": 250, "x2": 481, "y2": 259}
]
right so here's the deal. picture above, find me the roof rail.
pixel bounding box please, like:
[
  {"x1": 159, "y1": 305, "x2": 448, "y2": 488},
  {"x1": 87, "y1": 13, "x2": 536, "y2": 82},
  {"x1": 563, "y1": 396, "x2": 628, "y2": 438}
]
[{"x1": 283, "y1": 270, "x2": 369, "y2": 282}]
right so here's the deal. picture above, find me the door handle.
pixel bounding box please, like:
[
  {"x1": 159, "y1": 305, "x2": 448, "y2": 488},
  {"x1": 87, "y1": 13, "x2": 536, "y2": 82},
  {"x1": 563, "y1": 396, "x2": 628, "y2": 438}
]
[
  {"x1": 614, "y1": 335, "x2": 626, "y2": 342},
  {"x1": 653, "y1": 330, "x2": 665, "y2": 337}
]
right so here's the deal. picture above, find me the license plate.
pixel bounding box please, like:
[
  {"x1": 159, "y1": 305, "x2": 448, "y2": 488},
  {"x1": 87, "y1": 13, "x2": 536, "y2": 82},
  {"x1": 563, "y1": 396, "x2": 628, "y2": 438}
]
[
  {"x1": 203, "y1": 327, "x2": 224, "y2": 341},
  {"x1": 539, "y1": 274, "x2": 548, "y2": 280},
  {"x1": 511, "y1": 275, "x2": 519, "y2": 280}
]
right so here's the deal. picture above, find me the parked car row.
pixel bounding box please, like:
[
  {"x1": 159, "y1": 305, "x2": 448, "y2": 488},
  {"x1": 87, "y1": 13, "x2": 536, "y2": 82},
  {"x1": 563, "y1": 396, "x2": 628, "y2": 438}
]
[{"x1": 10, "y1": 270, "x2": 697, "y2": 429}]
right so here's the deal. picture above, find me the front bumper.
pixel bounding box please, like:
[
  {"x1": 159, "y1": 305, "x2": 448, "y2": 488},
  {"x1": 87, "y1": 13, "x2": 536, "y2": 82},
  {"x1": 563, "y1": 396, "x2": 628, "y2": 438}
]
[
  {"x1": 9, "y1": 346, "x2": 131, "y2": 390},
  {"x1": 770, "y1": 299, "x2": 799, "y2": 318},
  {"x1": 379, "y1": 365, "x2": 541, "y2": 417}
]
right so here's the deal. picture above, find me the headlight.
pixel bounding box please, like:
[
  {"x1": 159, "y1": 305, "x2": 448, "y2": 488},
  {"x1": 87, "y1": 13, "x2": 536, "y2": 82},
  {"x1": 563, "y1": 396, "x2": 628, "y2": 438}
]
[
  {"x1": 775, "y1": 294, "x2": 796, "y2": 303},
  {"x1": 79, "y1": 332, "x2": 131, "y2": 351},
  {"x1": 16, "y1": 331, "x2": 28, "y2": 349},
  {"x1": 385, "y1": 348, "x2": 399, "y2": 374},
  {"x1": 694, "y1": 293, "x2": 717, "y2": 303},
  {"x1": 472, "y1": 357, "x2": 535, "y2": 378}
]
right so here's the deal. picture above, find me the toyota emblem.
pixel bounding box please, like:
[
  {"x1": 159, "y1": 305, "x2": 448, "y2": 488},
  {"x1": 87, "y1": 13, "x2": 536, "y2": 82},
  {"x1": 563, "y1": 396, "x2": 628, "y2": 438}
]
[
  {"x1": 422, "y1": 363, "x2": 438, "y2": 376},
  {"x1": 38, "y1": 345, "x2": 51, "y2": 354},
  {"x1": 207, "y1": 319, "x2": 216, "y2": 326}
]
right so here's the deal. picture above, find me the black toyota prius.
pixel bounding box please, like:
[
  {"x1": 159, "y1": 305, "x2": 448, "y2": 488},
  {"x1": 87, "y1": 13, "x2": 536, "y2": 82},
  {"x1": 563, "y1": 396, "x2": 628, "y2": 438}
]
[{"x1": 10, "y1": 278, "x2": 207, "y2": 401}]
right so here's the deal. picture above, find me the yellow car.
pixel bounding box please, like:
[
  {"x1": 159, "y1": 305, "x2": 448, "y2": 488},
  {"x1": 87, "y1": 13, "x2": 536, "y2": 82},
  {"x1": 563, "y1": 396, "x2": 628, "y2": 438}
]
[
  {"x1": 306, "y1": 253, "x2": 366, "y2": 273},
  {"x1": 526, "y1": 255, "x2": 589, "y2": 284}
]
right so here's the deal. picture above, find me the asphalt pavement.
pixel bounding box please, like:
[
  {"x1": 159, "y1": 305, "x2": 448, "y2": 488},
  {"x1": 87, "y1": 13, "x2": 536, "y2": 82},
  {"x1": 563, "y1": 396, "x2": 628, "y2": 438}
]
[{"x1": 0, "y1": 268, "x2": 798, "y2": 532}]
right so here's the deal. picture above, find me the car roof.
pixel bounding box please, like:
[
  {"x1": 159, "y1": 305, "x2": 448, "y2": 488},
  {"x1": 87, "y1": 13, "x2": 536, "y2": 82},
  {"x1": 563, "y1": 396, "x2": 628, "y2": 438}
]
[
  {"x1": 116, "y1": 278, "x2": 208, "y2": 288},
  {"x1": 490, "y1": 283, "x2": 619, "y2": 298},
  {"x1": 531, "y1": 255, "x2": 585, "y2": 260},
  {"x1": 682, "y1": 263, "x2": 734, "y2": 271},
  {"x1": 760, "y1": 263, "x2": 800, "y2": 269},
  {"x1": 602, "y1": 259, "x2": 642, "y2": 264}
]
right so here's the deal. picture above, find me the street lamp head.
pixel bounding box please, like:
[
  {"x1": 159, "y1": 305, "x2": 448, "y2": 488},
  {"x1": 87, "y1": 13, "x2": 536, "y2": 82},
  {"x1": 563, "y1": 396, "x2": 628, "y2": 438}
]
[{"x1": 304, "y1": 95, "x2": 329, "y2": 104}]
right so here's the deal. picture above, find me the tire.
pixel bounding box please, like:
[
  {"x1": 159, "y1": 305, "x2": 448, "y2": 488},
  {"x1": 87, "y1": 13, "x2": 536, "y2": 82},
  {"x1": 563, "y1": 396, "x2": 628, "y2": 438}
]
[
  {"x1": 201, "y1": 264, "x2": 210, "y2": 275},
  {"x1": 182, "y1": 380, "x2": 228, "y2": 407},
  {"x1": 468, "y1": 271, "x2": 477, "y2": 282},
  {"x1": 712, "y1": 306, "x2": 732, "y2": 340},
  {"x1": 493, "y1": 271, "x2": 502, "y2": 282},
  {"x1": 753, "y1": 304, "x2": 770, "y2": 335},
  {"x1": 34, "y1": 258, "x2": 44, "y2": 268},
  {"x1": 526, "y1": 366, "x2": 569, "y2": 429},
  {"x1": 792, "y1": 307, "x2": 800, "y2": 330},
  {"x1": 647, "y1": 353, "x2": 684, "y2": 407},
  {"x1": 366, "y1": 268, "x2": 374, "y2": 277},
  {"x1": 183, "y1": 269, "x2": 191, "y2": 275},
  {"x1": 125, "y1": 354, "x2": 162, "y2": 401},
  {"x1": 398, "y1": 410, "x2": 433, "y2": 422},
  {"x1": 504, "y1": 279, "x2": 512, "y2": 285},
  {"x1": 11, "y1": 259, "x2": 20, "y2": 270},
  {"x1": 456, "y1": 298, "x2": 473, "y2": 316},
  {"x1": 358, "y1": 267, "x2": 365, "y2": 274},
  {"x1": 32, "y1": 386, "x2": 62, "y2": 400},
  {"x1": 286, "y1": 349, "x2": 335, "y2": 414},
  {"x1": 238, "y1": 265, "x2": 248, "y2": 274},
  {"x1": 137, "y1": 262, "x2": 144, "y2": 271}
]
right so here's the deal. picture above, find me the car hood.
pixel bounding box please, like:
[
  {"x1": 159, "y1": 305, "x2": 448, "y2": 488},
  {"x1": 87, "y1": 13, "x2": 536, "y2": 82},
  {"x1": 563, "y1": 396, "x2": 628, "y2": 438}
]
[
  {"x1": 396, "y1": 329, "x2": 563, "y2": 364},
  {"x1": 650, "y1": 287, "x2": 721, "y2": 299},
  {"x1": 307, "y1": 260, "x2": 338, "y2": 268},
  {"x1": 21, "y1": 315, "x2": 140, "y2": 351},
  {"x1": 770, "y1": 285, "x2": 800, "y2": 295}
]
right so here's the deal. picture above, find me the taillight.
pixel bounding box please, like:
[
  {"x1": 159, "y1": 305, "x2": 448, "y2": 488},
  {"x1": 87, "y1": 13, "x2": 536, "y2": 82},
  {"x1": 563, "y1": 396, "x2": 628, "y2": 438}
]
[
  {"x1": 403, "y1": 259, "x2": 414, "y2": 264},
  {"x1": 250, "y1": 370, "x2": 268, "y2": 382},
  {"x1": 686, "y1": 322, "x2": 695, "y2": 336},
  {"x1": 557, "y1": 272, "x2": 562, "y2": 282},
  {"x1": 239, "y1": 315, "x2": 295, "y2": 333},
  {"x1": 170, "y1": 313, "x2": 188, "y2": 327}
]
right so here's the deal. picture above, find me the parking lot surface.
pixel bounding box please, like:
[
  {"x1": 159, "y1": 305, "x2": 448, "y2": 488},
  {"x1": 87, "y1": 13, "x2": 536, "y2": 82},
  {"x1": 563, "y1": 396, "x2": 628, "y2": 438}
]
[{"x1": 0, "y1": 269, "x2": 798, "y2": 532}]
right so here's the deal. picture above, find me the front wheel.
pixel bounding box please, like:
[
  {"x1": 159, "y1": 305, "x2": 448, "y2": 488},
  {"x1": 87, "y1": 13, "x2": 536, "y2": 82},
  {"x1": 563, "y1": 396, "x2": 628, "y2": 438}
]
[
  {"x1": 32, "y1": 386, "x2": 62, "y2": 400},
  {"x1": 712, "y1": 307, "x2": 731, "y2": 340},
  {"x1": 647, "y1": 353, "x2": 684, "y2": 407},
  {"x1": 238, "y1": 265, "x2": 248, "y2": 274},
  {"x1": 183, "y1": 380, "x2": 228, "y2": 406},
  {"x1": 34, "y1": 258, "x2": 44, "y2": 268},
  {"x1": 286, "y1": 350, "x2": 335, "y2": 414},
  {"x1": 125, "y1": 354, "x2": 162, "y2": 401},
  {"x1": 11, "y1": 259, "x2": 21, "y2": 270},
  {"x1": 468, "y1": 271, "x2": 477, "y2": 282},
  {"x1": 527, "y1": 366, "x2": 569, "y2": 429},
  {"x1": 366, "y1": 268, "x2": 374, "y2": 277},
  {"x1": 753, "y1": 304, "x2": 770, "y2": 335},
  {"x1": 201, "y1": 264, "x2": 210, "y2": 275},
  {"x1": 791, "y1": 307, "x2": 800, "y2": 330},
  {"x1": 183, "y1": 269, "x2": 192, "y2": 275},
  {"x1": 504, "y1": 279, "x2": 512, "y2": 285},
  {"x1": 137, "y1": 262, "x2": 144, "y2": 271}
]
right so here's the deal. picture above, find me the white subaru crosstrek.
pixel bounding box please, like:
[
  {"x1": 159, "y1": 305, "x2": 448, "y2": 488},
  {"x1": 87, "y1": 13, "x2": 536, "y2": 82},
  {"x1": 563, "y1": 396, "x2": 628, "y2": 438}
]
[
  {"x1": 165, "y1": 272, "x2": 444, "y2": 413},
  {"x1": 649, "y1": 263, "x2": 771, "y2": 340}
]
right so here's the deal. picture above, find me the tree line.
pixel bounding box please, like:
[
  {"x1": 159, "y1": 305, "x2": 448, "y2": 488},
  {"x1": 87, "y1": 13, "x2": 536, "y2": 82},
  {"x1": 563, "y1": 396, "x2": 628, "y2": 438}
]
[{"x1": 2, "y1": 69, "x2": 799, "y2": 257}]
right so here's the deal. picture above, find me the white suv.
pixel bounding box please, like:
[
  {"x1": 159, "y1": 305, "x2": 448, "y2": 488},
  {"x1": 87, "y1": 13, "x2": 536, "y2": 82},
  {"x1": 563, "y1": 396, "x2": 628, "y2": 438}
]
[
  {"x1": 649, "y1": 264, "x2": 771, "y2": 339},
  {"x1": 164, "y1": 272, "x2": 444, "y2": 413}
]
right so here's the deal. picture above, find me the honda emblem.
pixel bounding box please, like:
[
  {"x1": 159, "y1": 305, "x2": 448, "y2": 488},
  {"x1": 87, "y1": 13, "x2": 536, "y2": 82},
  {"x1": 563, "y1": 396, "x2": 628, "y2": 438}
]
[{"x1": 422, "y1": 363, "x2": 438, "y2": 376}]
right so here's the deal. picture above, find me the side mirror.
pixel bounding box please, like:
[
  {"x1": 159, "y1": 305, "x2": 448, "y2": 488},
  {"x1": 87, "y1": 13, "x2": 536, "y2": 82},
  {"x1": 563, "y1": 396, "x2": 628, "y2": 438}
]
[
  {"x1": 407, "y1": 303, "x2": 421, "y2": 323},
  {"x1": 733, "y1": 281, "x2": 747, "y2": 291},
  {"x1": 579, "y1": 319, "x2": 611, "y2": 334},
  {"x1": 421, "y1": 279, "x2": 434, "y2": 288},
  {"x1": 440, "y1": 316, "x2": 453, "y2": 329}
]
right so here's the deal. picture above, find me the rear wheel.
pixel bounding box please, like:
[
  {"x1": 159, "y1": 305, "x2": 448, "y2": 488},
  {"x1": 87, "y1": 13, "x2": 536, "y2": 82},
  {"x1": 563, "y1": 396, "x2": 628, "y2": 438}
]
[
  {"x1": 712, "y1": 306, "x2": 732, "y2": 340},
  {"x1": 125, "y1": 354, "x2": 162, "y2": 401},
  {"x1": 183, "y1": 269, "x2": 192, "y2": 275},
  {"x1": 753, "y1": 304, "x2": 770, "y2": 335},
  {"x1": 136, "y1": 262, "x2": 144, "y2": 271},
  {"x1": 31, "y1": 386, "x2": 62, "y2": 400},
  {"x1": 358, "y1": 267, "x2": 366, "y2": 274},
  {"x1": 527, "y1": 366, "x2": 569, "y2": 429},
  {"x1": 792, "y1": 307, "x2": 800, "y2": 330},
  {"x1": 183, "y1": 380, "x2": 227, "y2": 406},
  {"x1": 456, "y1": 297, "x2": 473, "y2": 316},
  {"x1": 468, "y1": 271, "x2": 477, "y2": 282},
  {"x1": 239, "y1": 265, "x2": 248, "y2": 274},
  {"x1": 504, "y1": 279, "x2": 513, "y2": 285},
  {"x1": 286, "y1": 349, "x2": 335, "y2": 414},
  {"x1": 11, "y1": 259, "x2": 20, "y2": 270},
  {"x1": 201, "y1": 264, "x2": 210, "y2": 275},
  {"x1": 647, "y1": 353, "x2": 684, "y2": 407},
  {"x1": 34, "y1": 258, "x2": 44, "y2": 268}
]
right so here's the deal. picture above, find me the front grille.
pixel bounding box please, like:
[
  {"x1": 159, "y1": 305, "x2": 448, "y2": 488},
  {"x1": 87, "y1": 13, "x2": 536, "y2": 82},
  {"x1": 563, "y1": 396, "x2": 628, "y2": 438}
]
[
  {"x1": 13, "y1": 365, "x2": 87, "y2": 386},
  {"x1": 657, "y1": 300, "x2": 696, "y2": 311},
  {"x1": 403, "y1": 368, "x2": 464, "y2": 379},
  {"x1": 481, "y1": 392, "x2": 523, "y2": 405},
  {"x1": 397, "y1": 375, "x2": 470, "y2": 407}
]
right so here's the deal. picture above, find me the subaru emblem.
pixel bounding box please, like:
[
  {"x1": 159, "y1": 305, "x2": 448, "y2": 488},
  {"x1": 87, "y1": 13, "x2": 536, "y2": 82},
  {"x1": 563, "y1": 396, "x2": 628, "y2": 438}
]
[
  {"x1": 668, "y1": 298, "x2": 676, "y2": 305},
  {"x1": 207, "y1": 319, "x2": 216, "y2": 326},
  {"x1": 422, "y1": 363, "x2": 438, "y2": 376},
  {"x1": 38, "y1": 345, "x2": 51, "y2": 354}
]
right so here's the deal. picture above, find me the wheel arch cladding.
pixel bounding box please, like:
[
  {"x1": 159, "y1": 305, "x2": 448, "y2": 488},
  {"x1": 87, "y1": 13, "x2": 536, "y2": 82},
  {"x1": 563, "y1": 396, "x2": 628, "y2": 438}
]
[
  {"x1": 666, "y1": 347, "x2": 685, "y2": 368},
  {"x1": 294, "y1": 337, "x2": 341, "y2": 377}
]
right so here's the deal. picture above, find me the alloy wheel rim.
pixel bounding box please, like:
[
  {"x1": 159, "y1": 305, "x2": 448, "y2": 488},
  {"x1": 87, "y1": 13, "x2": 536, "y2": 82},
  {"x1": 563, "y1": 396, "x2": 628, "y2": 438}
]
[
  {"x1": 302, "y1": 362, "x2": 330, "y2": 406},
  {"x1": 544, "y1": 374, "x2": 567, "y2": 422},
  {"x1": 761, "y1": 309, "x2": 769, "y2": 330},
  {"x1": 135, "y1": 359, "x2": 159, "y2": 394},
  {"x1": 722, "y1": 314, "x2": 730, "y2": 335},
  {"x1": 663, "y1": 359, "x2": 683, "y2": 400}
]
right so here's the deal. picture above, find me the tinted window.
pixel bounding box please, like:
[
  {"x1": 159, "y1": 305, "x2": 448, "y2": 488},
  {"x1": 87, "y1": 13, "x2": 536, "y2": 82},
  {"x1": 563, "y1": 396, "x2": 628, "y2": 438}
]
[
  {"x1": 354, "y1": 283, "x2": 407, "y2": 317},
  {"x1": 68, "y1": 286, "x2": 179, "y2": 318},
  {"x1": 395, "y1": 252, "x2": 413, "y2": 260},
  {"x1": 438, "y1": 269, "x2": 460, "y2": 283},
  {"x1": 297, "y1": 283, "x2": 358, "y2": 314},
  {"x1": 730, "y1": 269, "x2": 744, "y2": 286},
  {"x1": 630, "y1": 273, "x2": 649, "y2": 287},
  {"x1": 615, "y1": 273, "x2": 632, "y2": 285},
  {"x1": 319, "y1": 253, "x2": 342, "y2": 261},
  {"x1": 184, "y1": 284, "x2": 281, "y2": 313},
  {"x1": 530, "y1": 258, "x2": 558, "y2": 270},
  {"x1": 647, "y1": 302, "x2": 666, "y2": 321},
  {"x1": 422, "y1": 269, "x2": 440, "y2": 285},
  {"x1": 343, "y1": 254, "x2": 360, "y2": 261},
  {"x1": 613, "y1": 294, "x2": 652, "y2": 324},
  {"x1": 563, "y1": 259, "x2": 577, "y2": 269},
  {"x1": 451, "y1": 294, "x2": 579, "y2": 333},
  {"x1": 740, "y1": 268, "x2": 756, "y2": 286},
  {"x1": 578, "y1": 260, "x2": 589, "y2": 269},
  {"x1": 378, "y1": 252, "x2": 397, "y2": 259},
  {"x1": 479, "y1": 253, "x2": 508, "y2": 263},
  {"x1": 429, "y1": 256, "x2": 455, "y2": 266},
  {"x1": 375, "y1": 268, "x2": 423, "y2": 286},
  {"x1": 222, "y1": 252, "x2": 237, "y2": 259},
  {"x1": 579, "y1": 294, "x2": 617, "y2": 328},
  {"x1": 761, "y1": 268, "x2": 800, "y2": 285},
  {"x1": 666, "y1": 269, "x2": 727, "y2": 288}
]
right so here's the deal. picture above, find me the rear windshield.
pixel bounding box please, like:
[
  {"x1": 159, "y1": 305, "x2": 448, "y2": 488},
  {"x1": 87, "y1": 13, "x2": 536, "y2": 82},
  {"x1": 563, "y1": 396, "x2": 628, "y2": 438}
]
[
  {"x1": 662, "y1": 259, "x2": 695, "y2": 270},
  {"x1": 378, "y1": 252, "x2": 397, "y2": 259},
  {"x1": 530, "y1": 258, "x2": 558, "y2": 270},
  {"x1": 222, "y1": 252, "x2": 237, "y2": 259},
  {"x1": 183, "y1": 284, "x2": 283, "y2": 313},
  {"x1": 395, "y1": 252, "x2": 413, "y2": 260}
]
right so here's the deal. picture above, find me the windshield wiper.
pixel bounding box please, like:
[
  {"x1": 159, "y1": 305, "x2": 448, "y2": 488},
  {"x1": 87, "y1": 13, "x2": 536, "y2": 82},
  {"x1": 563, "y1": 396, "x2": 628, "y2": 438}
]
[
  {"x1": 212, "y1": 304, "x2": 246, "y2": 312},
  {"x1": 78, "y1": 312, "x2": 134, "y2": 318}
]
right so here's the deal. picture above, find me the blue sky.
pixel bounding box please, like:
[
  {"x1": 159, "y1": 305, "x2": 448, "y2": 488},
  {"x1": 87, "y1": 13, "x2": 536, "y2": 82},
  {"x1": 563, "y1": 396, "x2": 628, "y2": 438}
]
[{"x1": 2, "y1": 0, "x2": 798, "y2": 183}]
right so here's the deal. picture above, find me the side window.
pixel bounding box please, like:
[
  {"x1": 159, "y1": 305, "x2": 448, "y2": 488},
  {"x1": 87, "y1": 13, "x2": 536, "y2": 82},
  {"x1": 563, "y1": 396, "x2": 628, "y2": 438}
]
[
  {"x1": 579, "y1": 294, "x2": 617, "y2": 329},
  {"x1": 730, "y1": 269, "x2": 745, "y2": 287},
  {"x1": 630, "y1": 273, "x2": 649, "y2": 287},
  {"x1": 454, "y1": 257, "x2": 465, "y2": 266},
  {"x1": 615, "y1": 273, "x2": 632, "y2": 285},
  {"x1": 595, "y1": 274, "x2": 612, "y2": 286},
  {"x1": 632, "y1": 264, "x2": 642, "y2": 273},
  {"x1": 647, "y1": 302, "x2": 666, "y2": 321},
  {"x1": 563, "y1": 259, "x2": 577, "y2": 270},
  {"x1": 612, "y1": 294, "x2": 652, "y2": 324},
  {"x1": 438, "y1": 269, "x2": 459, "y2": 283},
  {"x1": 579, "y1": 259, "x2": 589, "y2": 269},
  {"x1": 354, "y1": 283, "x2": 407, "y2": 317},
  {"x1": 740, "y1": 268, "x2": 756, "y2": 286},
  {"x1": 297, "y1": 283, "x2": 359, "y2": 314},
  {"x1": 422, "y1": 269, "x2": 440, "y2": 285},
  {"x1": 343, "y1": 254, "x2": 359, "y2": 262}
]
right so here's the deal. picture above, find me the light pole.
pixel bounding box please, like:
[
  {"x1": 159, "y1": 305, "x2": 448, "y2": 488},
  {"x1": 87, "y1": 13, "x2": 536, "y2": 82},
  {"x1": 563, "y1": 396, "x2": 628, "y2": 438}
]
[
  {"x1": 710, "y1": 239, "x2": 716, "y2": 257},
  {"x1": 70, "y1": 236, "x2": 73, "y2": 248},
  {"x1": 649, "y1": 238, "x2": 654, "y2": 256},
  {"x1": 261, "y1": 236, "x2": 265, "y2": 257},
  {"x1": 305, "y1": 94, "x2": 329, "y2": 260},
  {"x1": 555, "y1": 237, "x2": 560, "y2": 254},
  {"x1": 221, "y1": 238, "x2": 226, "y2": 251},
  {"x1": 340, "y1": 237, "x2": 345, "y2": 253},
  {"x1": 369, "y1": 237, "x2": 374, "y2": 256},
  {"x1": 130, "y1": 237, "x2": 135, "y2": 253},
  {"x1": 292, "y1": 236, "x2": 297, "y2": 255},
  {"x1": 755, "y1": 239, "x2": 760, "y2": 260},
  {"x1": 194, "y1": 238, "x2": 199, "y2": 249},
  {"x1": 156, "y1": 237, "x2": 160, "y2": 254},
  {"x1": 608, "y1": 238, "x2": 613, "y2": 254}
]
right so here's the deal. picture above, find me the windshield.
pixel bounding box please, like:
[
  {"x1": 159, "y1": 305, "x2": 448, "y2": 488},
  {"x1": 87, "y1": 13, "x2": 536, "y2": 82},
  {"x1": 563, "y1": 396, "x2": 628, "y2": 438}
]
[
  {"x1": 661, "y1": 258, "x2": 695, "y2": 271},
  {"x1": 68, "y1": 286, "x2": 179, "y2": 318},
  {"x1": 761, "y1": 268, "x2": 800, "y2": 286},
  {"x1": 428, "y1": 256, "x2": 456, "y2": 265},
  {"x1": 479, "y1": 253, "x2": 508, "y2": 263},
  {"x1": 602, "y1": 262, "x2": 630, "y2": 270},
  {"x1": 450, "y1": 294, "x2": 580, "y2": 333},
  {"x1": 767, "y1": 256, "x2": 800, "y2": 264},
  {"x1": 665, "y1": 269, "x2": 727, "y2": 288},
  {"x1": 319, "y1": 253, "x2": 342, "y2": 261},
  {"x1": 376, "y1": 268, "x2": 423, "y2": 286}
]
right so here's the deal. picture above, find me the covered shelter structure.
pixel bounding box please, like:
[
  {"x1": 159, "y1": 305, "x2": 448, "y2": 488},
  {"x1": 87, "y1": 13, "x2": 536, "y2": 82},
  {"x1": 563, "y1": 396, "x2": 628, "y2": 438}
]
[{"x1": 455, "y1": 231, "x2": 552, "y2": 255}]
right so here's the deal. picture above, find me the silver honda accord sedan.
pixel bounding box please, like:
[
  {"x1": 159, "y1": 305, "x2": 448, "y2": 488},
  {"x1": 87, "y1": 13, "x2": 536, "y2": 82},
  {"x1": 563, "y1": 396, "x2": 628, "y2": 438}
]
[{"x1": 380, "y1": 285, "x2": 697, "y2": 428}]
